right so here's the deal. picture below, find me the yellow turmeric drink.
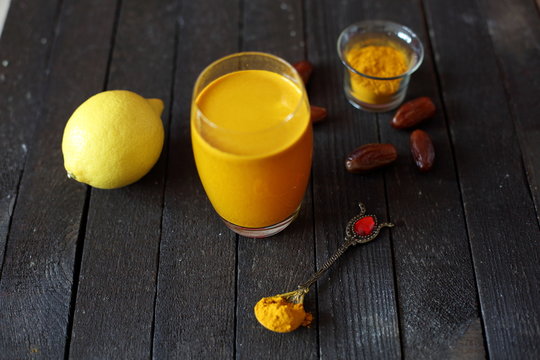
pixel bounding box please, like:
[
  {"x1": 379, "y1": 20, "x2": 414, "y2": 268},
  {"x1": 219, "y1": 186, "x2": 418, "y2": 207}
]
[{"x1": 191, "y1": 69, "x2": 312, "y2": 235}]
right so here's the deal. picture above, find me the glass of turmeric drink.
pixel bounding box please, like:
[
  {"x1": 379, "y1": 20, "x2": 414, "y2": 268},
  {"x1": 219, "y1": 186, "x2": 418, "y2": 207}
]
[
  {"x1": 191, "y1": 52, "x2": 313, "y2": 238},
  {"x1": 337, "y1": 20, "x2": 424, "y2": 112}
]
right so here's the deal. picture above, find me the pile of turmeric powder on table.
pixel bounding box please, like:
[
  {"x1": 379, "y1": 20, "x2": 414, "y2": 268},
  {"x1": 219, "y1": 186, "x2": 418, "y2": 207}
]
[{"x1": 346, "y1": 45, "x2": 408, "y2": 105}]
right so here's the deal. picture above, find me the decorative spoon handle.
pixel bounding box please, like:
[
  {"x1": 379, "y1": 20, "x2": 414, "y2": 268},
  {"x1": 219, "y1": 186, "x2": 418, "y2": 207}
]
[{"x1": 298, "y1": 203, "x2": 394, "y2": 291}]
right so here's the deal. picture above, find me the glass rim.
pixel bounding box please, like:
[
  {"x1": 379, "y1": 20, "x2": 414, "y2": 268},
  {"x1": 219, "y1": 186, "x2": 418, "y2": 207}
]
[
  {"x1": 337, "y1": 20, "x2": 425, "y2": 81},
  {"x1": 192, "y1": 51, "x2": 308, "y2": 136}
]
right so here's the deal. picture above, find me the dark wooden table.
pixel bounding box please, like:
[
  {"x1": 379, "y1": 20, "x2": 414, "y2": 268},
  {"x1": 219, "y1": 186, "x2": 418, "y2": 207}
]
[{"x1": 1, "y1": 0, "x2": 539, "y2": 358}]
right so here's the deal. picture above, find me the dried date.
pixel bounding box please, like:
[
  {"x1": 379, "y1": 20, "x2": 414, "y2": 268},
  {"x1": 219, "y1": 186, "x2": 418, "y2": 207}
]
[
  {"x1": 310, "y1": 105, "x2": 327, "y2": 123},
  {"x1": 410, "y1": 129, "x2": 435, "y2": 171},
  {"x1": 392, "y1": 96, "x2": 436, "y2": 129},
  {"x1": 345, "y1": 143, "x2": 398, "y2": 173},
  {"x1": 293, "y1": 60, "x2": 313, "y2": 84}
]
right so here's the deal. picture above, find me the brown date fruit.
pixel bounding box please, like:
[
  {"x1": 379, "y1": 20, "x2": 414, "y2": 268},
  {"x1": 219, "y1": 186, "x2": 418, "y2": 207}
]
[
  {"x1": 392, "y1": 96, "x2": 436, "y2": 129},
  {"x1": 410, "y1": 129, "x2": 435, "y2": 171},
  {"x1": 345, "y1": 143, "x2": 398, "y2": 173},
  {"x1": 293, "y1": 60, "x2": 313, "y2": 84},
  {"x1": 310, "y1": 105, "x2": 327, "y2": 123}
]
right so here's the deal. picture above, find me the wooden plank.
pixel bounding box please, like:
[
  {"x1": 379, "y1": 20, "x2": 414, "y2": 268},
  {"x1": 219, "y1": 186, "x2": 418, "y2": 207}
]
[
  {"x1": 0, "y1": 0, "x2": 60, "y2": 272},
  {"x1": 151, "y1": 0, "x2": 239, "y2": 358},
  {"x1": 0, "y1": 0, "x2": 119, "y2": 357},
  {"x1": 234, "y1": 1, "x2": 317, "y2": 358},
  {"x1": 355, "y1": 0, "x2": 485, "y2": 358},
  {"x1": 305, "y1": 2, "x2": 401, "y2": 358},
  {"x1": 423, "y1": 0, "x2": 540, "y2": 357},
  {"x1": 474, "y1": 0, "x2": 540, "y2": 222},
  {"x1": 66, "y1": 0, "x2": 176, "y2": 358}
]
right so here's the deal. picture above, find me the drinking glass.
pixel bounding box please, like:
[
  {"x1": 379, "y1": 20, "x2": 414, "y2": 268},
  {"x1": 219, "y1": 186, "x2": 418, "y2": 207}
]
[{"x1": 191, "y1": 52, "x2": 313, "y2": 238}]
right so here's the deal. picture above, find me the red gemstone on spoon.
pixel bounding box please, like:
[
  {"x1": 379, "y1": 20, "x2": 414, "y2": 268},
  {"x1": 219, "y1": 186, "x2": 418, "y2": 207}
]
[{"x1": 354, "y1": 216, "x2": 375, "y2": 236}]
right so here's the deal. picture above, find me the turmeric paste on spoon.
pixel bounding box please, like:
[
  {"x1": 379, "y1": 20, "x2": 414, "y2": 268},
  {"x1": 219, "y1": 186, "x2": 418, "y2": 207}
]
[{"x1": 254, "y1": 294, "x2": 313, "y2": 333}]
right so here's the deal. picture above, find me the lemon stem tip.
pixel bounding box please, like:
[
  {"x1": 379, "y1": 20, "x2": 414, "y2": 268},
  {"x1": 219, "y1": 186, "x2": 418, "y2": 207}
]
[{"x1": 147, "y1": 98, "x2": 164, "y2": 116}]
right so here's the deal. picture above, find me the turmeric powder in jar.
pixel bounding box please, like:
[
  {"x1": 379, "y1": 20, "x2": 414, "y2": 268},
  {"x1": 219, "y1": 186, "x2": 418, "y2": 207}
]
[
  {"x1": 346, "y1": 45, "x2": 408, "y2": 105},
  {"x1": 337, "y1": 21, "x2": 424, "y2": 112}
]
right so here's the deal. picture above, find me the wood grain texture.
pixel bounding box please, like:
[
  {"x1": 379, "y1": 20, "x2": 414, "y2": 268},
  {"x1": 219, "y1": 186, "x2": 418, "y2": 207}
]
[
  {"x1": 447, "y1": 318, "x2": 486, "y2": 359},
  {"x1": 365, "y1": 0, "x2": 485, "y2": 358},
  {"x1": 0, "y1": 0, "x2": 118, "y2": 357},
  {"x1": 474, "y1": 0, "x2": 540, "y2": 222},
  {"x1": 67, "y1": 0, "x2": 177, "y2": 358},
  {"x1": 0, "y1": 0, "x2": 537, "y2": 358},
  {"x1": 235, "y1": 2, "x2": 318, "y2": 358},
  {"x1": 305, "y1": 1, "x2": 401, "y2": 358},
  {"x1": 423, "y1": 0, "x2": 540, "y2": 357},
  {"x1": 152, "y1": 0, "x2": 239, "y2": 358},
  {"x1": 0, "y1": 0, "x2": 60, "y2": 273}
]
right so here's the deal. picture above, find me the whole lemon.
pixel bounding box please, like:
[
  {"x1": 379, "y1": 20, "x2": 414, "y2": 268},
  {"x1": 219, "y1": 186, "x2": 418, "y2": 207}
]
[{"x1": 62, "y1": 90, "x2": 165, "y2": 189}]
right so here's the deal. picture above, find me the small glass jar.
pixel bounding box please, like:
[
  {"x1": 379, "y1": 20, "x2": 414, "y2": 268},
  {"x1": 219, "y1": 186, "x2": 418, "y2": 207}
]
[{"x1": 337, "y1": 20, "x2": 424, "y2": 112}]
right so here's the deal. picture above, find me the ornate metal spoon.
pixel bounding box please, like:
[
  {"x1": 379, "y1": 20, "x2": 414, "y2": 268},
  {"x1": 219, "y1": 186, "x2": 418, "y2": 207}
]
[{"x1": 280, "y1": 202, "x2": 394, "y2": 304}]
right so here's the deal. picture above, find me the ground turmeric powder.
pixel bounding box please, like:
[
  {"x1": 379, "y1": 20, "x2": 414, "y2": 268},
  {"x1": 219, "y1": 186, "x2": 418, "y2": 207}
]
[
  {"x1": 254, "y1": 295, "x2": 313, "y2": 333},
  {"x1": 346, "y1": 45, "x2": 408, "y2": 105}
]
